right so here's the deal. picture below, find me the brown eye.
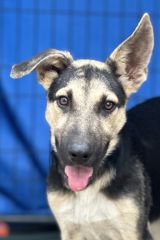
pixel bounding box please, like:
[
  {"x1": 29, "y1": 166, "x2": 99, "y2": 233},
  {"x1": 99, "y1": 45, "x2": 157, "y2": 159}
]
[
  {"x1": 104, "y1": 101, "x2": 116, "y2": 112},
  {"x1": 57, "y1": 96, "x2": 69, "y2": 107}
]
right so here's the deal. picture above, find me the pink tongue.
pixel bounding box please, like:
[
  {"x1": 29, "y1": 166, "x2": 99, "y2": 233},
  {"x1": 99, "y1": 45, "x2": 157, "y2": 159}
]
[{"x1": 65, "y1": 165, "x2": 93, "y2": 192}]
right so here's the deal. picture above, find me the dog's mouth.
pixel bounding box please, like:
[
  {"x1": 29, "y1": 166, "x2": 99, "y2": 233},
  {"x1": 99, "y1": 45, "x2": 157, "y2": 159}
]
[{"x1": 64, "y1": 165, "x2": 93, "y2": 192}]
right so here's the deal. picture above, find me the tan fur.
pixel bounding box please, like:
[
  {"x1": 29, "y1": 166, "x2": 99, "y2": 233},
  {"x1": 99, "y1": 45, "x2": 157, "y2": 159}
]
[
  {"x1": 48, "y1": 170, "x2": 139, "y2": 240},
  {"x1": 150, "y1": 219, "x2": 160, "y2": 240},
  {"x1": 37, "y1": 67, "x2": 58, "y2": 90},
  {"x1": 109, "y1": 13, "x2": 154, "y2": 97}
]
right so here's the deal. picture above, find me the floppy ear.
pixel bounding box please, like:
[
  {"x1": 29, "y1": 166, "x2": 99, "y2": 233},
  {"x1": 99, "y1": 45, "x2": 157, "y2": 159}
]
[
  {"x1": 107, "y1": 13, "x2": 154, "y2": 97},
  {"x1": 10, "y1": 49, "x2": 73, "y2": 90}
]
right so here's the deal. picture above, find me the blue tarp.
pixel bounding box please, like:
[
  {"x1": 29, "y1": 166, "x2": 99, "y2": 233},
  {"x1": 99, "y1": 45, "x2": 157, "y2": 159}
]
[{"x1": 0, "y1": 0, "x2": 160, "y2": 216}]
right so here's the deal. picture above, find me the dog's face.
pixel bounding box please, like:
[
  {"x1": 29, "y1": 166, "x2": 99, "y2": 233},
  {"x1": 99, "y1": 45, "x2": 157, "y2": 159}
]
[
  {"x1": 11, "y1": 14, "x2": 154, "y2": 192},
  {"x1": 46, "y1": 60, "x2": 126, "y2": 170}
]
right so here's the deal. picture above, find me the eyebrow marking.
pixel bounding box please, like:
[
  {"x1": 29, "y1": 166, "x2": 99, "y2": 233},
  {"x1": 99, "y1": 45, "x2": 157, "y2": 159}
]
[
  {"x1": 55, "y1": 88, "x2": 69, "y2": 97},
  {"x1": 105, "y1": 92, "x2": 119, "y2": 104}
]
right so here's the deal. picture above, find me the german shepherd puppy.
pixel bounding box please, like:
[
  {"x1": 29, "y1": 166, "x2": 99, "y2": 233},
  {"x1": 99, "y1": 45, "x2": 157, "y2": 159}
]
[{"x1": 11, "y1": 13, "x2": 160, "y2": 240}]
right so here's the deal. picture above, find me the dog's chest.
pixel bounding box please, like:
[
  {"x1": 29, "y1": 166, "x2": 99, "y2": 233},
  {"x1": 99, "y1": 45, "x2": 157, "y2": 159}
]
[
  {"x1": 56, "y1": 189, "x2": 113, "y2": 223},
  {"x1": 48, "y1": 188, "x2": 139, "y2": 240}
]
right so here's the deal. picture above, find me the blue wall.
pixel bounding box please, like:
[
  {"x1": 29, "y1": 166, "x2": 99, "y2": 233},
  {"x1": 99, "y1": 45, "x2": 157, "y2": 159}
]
[{"x1": 0, "y1": 0, "x2": 160, "y2": 216}]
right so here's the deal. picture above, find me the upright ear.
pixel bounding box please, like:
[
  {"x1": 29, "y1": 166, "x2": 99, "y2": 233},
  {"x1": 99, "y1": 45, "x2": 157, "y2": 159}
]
[
  {"x1": 107, "y1": 13, "x2": 154, "y2": 97},
  {"x1": 10, "y1": 49, "x2": 73, "y2": 90}
]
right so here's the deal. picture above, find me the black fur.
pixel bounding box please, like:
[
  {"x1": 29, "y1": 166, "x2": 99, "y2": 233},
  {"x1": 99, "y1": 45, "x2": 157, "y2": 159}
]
[{"x1": 127, "y1": 97, "x2": 160, "y2": 222}]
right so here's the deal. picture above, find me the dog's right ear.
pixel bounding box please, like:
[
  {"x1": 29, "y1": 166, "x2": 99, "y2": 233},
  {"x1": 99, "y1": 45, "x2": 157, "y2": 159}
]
[{"x1": 10, "y1": 49, "x2": 73, "y2": 90}]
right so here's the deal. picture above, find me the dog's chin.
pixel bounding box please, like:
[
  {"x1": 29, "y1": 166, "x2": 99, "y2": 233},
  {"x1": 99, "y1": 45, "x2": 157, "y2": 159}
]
[{"x1": 63, "y1": 165, "x2": 94, "y2": 192}]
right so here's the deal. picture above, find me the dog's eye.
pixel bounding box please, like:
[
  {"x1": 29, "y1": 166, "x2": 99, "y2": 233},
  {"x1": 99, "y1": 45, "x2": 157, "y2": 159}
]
[
  {"x1": 104, "y1": 101, "x2": 116, "y2": 112},
  {"x1": 57, "y1": 96, "x2": 69, "y2": 107}
]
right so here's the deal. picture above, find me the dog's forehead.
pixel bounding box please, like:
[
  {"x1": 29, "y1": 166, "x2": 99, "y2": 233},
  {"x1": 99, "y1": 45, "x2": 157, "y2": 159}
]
[
  {"x1": 71, "y1": 59, "x2": 111, "y2": 80},
  {"x1": 48, "y1": 59, "x2": 126, "y2": 104},
  {"x1": 72, "y1": 59, "x2": 110, "y2": 70}
]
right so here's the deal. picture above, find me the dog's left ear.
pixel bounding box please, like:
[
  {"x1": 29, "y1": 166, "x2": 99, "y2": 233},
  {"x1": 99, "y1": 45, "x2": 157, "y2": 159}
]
[
  {"x1": 107, "y1": 13, "x2": 154, "y2": 97},
  {"x1": 10, "y1": 49, "x2": 73, "y2": 90}
]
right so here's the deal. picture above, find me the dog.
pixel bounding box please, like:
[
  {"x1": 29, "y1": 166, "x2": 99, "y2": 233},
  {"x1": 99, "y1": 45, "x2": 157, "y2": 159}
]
[{"x1": 10, "y1": 13, "x2": 160, "y2": 240}]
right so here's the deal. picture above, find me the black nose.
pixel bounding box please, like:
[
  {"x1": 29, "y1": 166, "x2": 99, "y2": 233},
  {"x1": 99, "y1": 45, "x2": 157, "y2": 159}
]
[{"x1": 68, "y1": 143, "x2": 92, "y2": 163}]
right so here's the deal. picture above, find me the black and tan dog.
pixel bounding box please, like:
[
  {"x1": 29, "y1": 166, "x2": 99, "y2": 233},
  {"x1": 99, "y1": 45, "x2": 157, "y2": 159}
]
[{"x1": 11, "y1": 13, "x2": 160, "y2": 240}]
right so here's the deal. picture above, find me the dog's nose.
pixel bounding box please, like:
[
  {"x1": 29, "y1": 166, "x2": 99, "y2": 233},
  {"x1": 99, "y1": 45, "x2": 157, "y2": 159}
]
[{"x1": 68, "y1": 143, "x2": 92, "y2": 163}]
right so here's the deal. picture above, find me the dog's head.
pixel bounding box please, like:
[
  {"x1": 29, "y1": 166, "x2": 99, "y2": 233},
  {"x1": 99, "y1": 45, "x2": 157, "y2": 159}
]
[{"x1": 11, "y1": 14, "x2": 153, "y2": 192}]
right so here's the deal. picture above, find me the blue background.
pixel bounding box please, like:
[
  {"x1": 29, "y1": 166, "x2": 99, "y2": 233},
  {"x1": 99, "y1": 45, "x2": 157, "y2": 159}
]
[{"x1": 0, "y1": 0, "x2": 160, "y2": 217}]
